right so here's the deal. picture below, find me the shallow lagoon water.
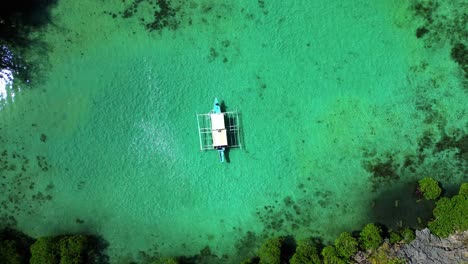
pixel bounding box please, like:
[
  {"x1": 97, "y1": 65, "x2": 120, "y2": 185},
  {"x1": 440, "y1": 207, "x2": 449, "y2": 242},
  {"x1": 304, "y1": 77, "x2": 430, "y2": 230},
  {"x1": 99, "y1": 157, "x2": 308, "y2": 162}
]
[{"x1": 0, "y1": 0, "x2": 466, "y2": 262}]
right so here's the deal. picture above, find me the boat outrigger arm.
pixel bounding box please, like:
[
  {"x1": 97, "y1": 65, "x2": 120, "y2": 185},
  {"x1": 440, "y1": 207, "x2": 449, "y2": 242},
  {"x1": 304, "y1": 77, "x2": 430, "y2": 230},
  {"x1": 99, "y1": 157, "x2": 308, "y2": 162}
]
[{"x1": 196, "y1": 98, "x2": 242, "y2": 163}]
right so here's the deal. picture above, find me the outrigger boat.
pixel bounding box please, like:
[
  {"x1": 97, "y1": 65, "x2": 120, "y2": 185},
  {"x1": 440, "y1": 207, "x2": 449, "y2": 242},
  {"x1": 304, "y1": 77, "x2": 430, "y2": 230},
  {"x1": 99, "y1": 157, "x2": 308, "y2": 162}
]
[{"x1": 196, "y1": 98, "x2": 241, "y2": 162}]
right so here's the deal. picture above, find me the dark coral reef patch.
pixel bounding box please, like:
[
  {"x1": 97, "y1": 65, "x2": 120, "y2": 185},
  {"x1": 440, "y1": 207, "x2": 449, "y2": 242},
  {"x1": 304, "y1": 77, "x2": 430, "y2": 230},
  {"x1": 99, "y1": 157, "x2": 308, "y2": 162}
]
[
  {"x1": 410, "y1": 0, "x2": 468, "y2": 80},
  {"x1": 0, "y1": 144, "x2": 55, "y2": 229},
  {"x1": 110, "y1": 0, "x2": 233, "y2": 33}
]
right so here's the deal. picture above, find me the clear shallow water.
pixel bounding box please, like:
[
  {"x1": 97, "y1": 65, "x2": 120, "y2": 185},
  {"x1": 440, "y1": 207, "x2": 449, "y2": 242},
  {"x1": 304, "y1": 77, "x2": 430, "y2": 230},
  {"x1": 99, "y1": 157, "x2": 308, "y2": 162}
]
[{"x1": 0, "y1": 0, "x2": 466, "y2": 262}]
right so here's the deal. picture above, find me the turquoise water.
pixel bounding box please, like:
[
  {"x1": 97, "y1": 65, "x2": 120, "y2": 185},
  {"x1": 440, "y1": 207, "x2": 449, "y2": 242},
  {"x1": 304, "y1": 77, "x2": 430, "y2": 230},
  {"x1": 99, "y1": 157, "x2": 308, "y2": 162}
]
[{"x1": 1, "y1": 0, "x2": 466, "y2": 262}]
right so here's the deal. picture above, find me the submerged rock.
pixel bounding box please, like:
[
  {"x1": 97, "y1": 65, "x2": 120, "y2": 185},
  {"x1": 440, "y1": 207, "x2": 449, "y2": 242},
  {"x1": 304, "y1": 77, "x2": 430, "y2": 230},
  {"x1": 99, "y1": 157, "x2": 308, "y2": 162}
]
[{"x1": 398, "y1": 228, "x2": 468, "y2": 264}]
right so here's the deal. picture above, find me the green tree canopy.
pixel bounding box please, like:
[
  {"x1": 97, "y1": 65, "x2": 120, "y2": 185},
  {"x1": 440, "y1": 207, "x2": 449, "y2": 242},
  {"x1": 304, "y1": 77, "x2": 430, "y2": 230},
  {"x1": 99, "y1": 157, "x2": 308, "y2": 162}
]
[
  {"x1": 359, "y1": 224, "x2": 383, "y2": 250},
  {"x1": 258, "y1": 237, "x2": 283, "y2": 264},
  {"x1": 400, "y1": 228, "x2": 415, "y2": 244},
  {"x1": 30, "y1": 237, "x2": 59, "y2": 264},
  {"x1": 458, "y1": 183, "x2": 468, "y2": 196},
  {"x1": 388, "y1": 231, "x2": 402, "y2": 244},
  {"x1": 58, "y1": 235, "x2": 89, "y2": 264},
  {"x1": 289, "y1": 238, "x2": 321, "y2": 264},
  {"x1": 321, "y1": 245, "x2": 345, "y2": 264},
  {"x1": 163, "y1": 257, "x2": 179, "y2": 264},
  {"x1": 428, "y1": 183, "x2": 468, "y2": 237},
  {"x1": 30, "y1": 235, "x2": 92, "y2": 264},
  {"x1": 418, "y1": 177, "x2": 442, "y2": 200},
  {"x1": 334, "y1": 232, "x2": 358, "y2": 259},
  {"x1": 0, "y1": 240, "x2": 22, "y2": 264},
  {"x1": 240, "y1": 257, "x2": 259, "y2": 264},
  {"x1": 151, "y1": 257, "x2": 180, "y2": 264},
  {"x1": 0, "y1": 228, "x2": 33, "y2": 264}
]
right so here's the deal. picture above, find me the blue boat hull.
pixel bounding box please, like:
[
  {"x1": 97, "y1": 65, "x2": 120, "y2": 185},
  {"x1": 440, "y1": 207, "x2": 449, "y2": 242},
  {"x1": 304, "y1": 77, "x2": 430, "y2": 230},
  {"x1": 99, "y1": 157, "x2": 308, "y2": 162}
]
[{"x1": 218, "y1": 147, "x2": 225, "y2": 162}]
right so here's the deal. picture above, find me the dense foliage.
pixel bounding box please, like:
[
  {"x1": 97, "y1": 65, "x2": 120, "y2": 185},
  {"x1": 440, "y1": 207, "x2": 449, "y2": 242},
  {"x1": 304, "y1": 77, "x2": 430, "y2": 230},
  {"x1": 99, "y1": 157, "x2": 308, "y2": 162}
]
[
  {"x1": 388, "y1": 232, "x2": 402, "y2": 244},
  {"x1": 400, "y1": 228, "x2": 416, "y2": 244},
  {"x1": 58, "y1": 235, "x2": 89, "y2": 264},
  {"x1": 418, "y1": 177, "x2": 442, "y2": 200},
  {"x1": 240, "y1": 257, "x2": 259, "y2": 264},
  {"x1": 428, "y1": 183, "x2": 468, "y2": 237},
  {"x1": 0, "y1": 240, "x2": 23, "y2": 264},
  {"x1": 334, "y1": 232, "x2": 358, "y2": 259},
  {"x1": 367, "y1": 243, "x2": 405, "y2": 264},
  {"x1": 359, "y1": 224, "x2": 383, "y2": 250},
  {"x1": 0, "y1": 228, "x2": 33, "y2": 264},
  {"x1": 389, "y1": 228, "x2": 415, "y2": 244},
  {"x1": 150, "y1": 257, "x2": 179, "y2": 264},
  {"x1": 30, "y1": 237, "x2": 59, "y2": 264},
  {"x1": 459, "y1": 183, "x2": 468, "y2": 196},
  {"x1": 258, "y1": 237, "x2": 283, "y2": 264},
  {"x1": 289, "y1": 239, "x2": 321, "y2": 264},
  {"x1": 321, "y1": 245, "x2": 345, "y2": 264},
  {"x1": 29, "y1": 235, "x2": 92, "y2": 264}
]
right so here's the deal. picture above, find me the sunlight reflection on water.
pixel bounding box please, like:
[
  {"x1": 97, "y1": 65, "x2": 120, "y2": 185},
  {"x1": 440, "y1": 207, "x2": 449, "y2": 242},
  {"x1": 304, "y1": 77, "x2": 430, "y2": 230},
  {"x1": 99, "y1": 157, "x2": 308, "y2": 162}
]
[
  {"x1": 129, "y1": 120, "x2": 177, "y2": 164},
  {"x1": 0, "y1": 68, "x2": 15, "y2": 106}
]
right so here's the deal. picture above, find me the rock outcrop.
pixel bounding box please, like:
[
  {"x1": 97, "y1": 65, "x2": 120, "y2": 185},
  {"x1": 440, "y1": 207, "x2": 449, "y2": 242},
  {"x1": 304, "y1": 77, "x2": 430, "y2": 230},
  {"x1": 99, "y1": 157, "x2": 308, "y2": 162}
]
[{"x1": 398, "y1": 228, "x2": 468, "y2": 264}]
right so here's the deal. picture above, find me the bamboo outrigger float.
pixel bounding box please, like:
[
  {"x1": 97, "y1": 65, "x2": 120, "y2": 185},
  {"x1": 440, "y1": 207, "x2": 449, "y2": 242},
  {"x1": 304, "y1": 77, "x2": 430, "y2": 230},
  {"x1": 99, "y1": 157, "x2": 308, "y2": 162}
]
[{"x1": 196, "y1": 98, "x2": 241, "y2": 162}]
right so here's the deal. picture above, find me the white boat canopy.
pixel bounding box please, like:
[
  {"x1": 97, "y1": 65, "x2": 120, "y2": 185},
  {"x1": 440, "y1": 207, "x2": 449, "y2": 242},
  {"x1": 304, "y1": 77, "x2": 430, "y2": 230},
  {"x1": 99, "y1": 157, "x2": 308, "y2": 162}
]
[
  {"x1": 210, "y1": 113, "x2": 228, "y2": 147},
  {"x1": 196, "y1": 111, "x2": 242, "y2": 151},
  {"x1": 210, "y1": 113, "x2": 226, "y2": 130}
]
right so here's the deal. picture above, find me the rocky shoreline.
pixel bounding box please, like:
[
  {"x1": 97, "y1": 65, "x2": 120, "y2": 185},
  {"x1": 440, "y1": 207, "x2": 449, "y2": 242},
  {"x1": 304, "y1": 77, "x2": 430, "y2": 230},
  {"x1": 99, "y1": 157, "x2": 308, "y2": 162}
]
[
  {"x1": 354, "y1": 228, "x2": 468, "y2": 264},
  {"x1": 399, "y1": 228, "x2": 468, "y2": 264}
]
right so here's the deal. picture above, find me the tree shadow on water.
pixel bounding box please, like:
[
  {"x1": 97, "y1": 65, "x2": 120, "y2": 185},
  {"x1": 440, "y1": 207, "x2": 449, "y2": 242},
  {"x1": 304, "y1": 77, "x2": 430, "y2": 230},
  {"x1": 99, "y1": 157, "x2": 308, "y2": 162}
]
[
  {"x1": 0, "y1": 0, "x2": 58, "y2": 37},
  {"x1": 280, "y1": 235, "x2": 297, "y2": 264},
  {"x1": 0, "y1": 0, "x2": 58, "y2": 83},
  {"x1": 88, "y1": 235, "x2": 110, "y2": 264},
  {"x1": 370, "y1": 181, "x2": 435, "y2": 230}
]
